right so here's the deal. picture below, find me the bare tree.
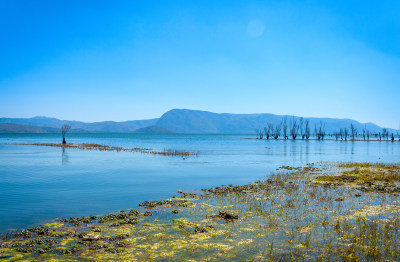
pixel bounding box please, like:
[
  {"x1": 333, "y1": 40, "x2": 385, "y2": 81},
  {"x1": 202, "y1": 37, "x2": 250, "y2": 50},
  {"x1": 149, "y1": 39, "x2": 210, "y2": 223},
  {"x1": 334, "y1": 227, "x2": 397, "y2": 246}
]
[
  {"x1": 318, "y1": 121, "x2": 326, "y2": 140},
  {"x1": 350, "y1": 124, "x2": 357, "y2": 141},
  {"x1": 391, "y1": 133, "x2": 395, "y2": 142},
  {"x1": 382, "y1": 128, "x2": 389, "y2": 141},
  {"x1": 334, "y1": 131, "x2": 339, "y2": 141},
  {"x1": 282, "y1": 116, "x2": 288, "y2": 140},
  {"x1": 290, "y1": 115, "x2": 300, "y2": 140},
  {"x1": 304, "y1": 120, "x2": 310, "y2": 140},
  {"x1": 61, "y1": 125, "x2": 71, "y2": 144},
  {"x1": 255, "y1": 128, "x2": 264, "y2": 139},
  {"x1": 343, "y1": 128, "x2": 348, "y2": 141},
  {"x1": 362, "y1": 126, "x2": 366, "y2": 141},
  {"x1": 299, "y1": 117, "x2": 304, "y2": 139},
  {"x1": 314, "y1": 126, "x2": 318, "y2": 140},
  {"x1": 273, "y1": 123, "x2": 282, "y2": 140},
  {"x1": 264, "y1": 123, "x2": 273, "y2": 140}
]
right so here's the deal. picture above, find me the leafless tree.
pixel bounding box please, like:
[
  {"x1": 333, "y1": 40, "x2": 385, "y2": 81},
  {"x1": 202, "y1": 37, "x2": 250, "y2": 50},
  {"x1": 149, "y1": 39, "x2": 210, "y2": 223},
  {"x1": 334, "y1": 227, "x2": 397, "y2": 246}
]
[
  {"x1": 362, "y1": 126, "x2": 367, "y2": 141},
  {"x1": 290, "y1": 115, "x2": 300, "y2": 140},
  {"x1": 343, "y1": 128, "x2": 348, "y2": 141},
  {"x1": 264, "y1": 123, "x2": 273, "y2": 140},
  {"x1": 282, "y1": 116, "x2": 288, "y2": 139},
  {"x1": 382, "y1": 128, "x2": 389, "y2": 141},
  {"x1": 318, "y1": 121, "x2": 326, "y2": 140},
  {"x1": 273, "y1": 123, "x2": 282, "y2": 140},
  {"x1": 334, "y1": 131, "x2": 339, "y2": 141},
  {"x1": 255, "y1": 128, "x2": 264, "y2": 139},
  {"x1": 61, "y1": 124, "x2": 71, "y2": 144},
  {"x1": 299, "y1": 117, "x2": 304, "y2": 139},
  {"x1": 304, "y1": 120, "x2": 310, "y2": 140},
  {"x1": 391, "y1": 133, "x2": 395, "y2": 142},
  {"x1": 350, "y1": 124, "x2": 357, "y2": 141}
]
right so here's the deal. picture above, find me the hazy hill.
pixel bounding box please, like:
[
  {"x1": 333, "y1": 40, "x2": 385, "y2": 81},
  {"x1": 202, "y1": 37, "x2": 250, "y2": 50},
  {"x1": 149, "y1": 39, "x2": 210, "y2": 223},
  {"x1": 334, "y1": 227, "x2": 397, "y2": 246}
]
[
  {"x1": 0, "y1": 109, "x2": 397, "y2": 134},
  {"x1": 0, "y1": 123, "x2": 87, "y2": 133},
  {"x1": 0, "y1": 117, "x2": 158, "y2": 133},
  {"x1": 155, "y1": 109, "x2": 395, "y2": 134}
]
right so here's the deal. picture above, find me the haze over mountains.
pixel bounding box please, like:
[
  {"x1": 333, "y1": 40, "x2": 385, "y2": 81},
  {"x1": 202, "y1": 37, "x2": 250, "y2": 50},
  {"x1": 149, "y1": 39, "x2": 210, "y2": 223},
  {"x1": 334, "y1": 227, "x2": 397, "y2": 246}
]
[{"x1": 0, "y1": 109, "x2": 397, "y2": 134}]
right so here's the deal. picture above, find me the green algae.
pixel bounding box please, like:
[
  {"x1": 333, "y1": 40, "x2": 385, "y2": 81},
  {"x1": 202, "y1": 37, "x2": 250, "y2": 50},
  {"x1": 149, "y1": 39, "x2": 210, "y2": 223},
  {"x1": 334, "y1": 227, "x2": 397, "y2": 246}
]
[{"x1": 1, "y1": 162, "x2": 400, "y2": 261}]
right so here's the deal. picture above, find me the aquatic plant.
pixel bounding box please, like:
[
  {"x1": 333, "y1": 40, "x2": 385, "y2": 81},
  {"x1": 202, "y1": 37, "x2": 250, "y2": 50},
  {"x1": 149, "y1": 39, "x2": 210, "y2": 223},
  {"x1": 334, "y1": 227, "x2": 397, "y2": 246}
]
[{"x1": 1, "y1": 162, "x2": 399, "y2": 261}]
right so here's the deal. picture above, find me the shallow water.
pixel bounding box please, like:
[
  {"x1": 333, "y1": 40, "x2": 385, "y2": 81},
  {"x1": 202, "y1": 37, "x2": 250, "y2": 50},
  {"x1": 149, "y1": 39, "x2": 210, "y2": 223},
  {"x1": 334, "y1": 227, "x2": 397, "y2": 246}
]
[{"x1": 0, "y1": 133, "x2": 399, "y2": 232}]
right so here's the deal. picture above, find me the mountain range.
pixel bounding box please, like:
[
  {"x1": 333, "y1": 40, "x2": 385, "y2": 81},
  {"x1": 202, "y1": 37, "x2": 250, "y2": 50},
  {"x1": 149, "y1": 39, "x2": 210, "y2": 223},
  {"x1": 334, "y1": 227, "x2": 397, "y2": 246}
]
[{"x1": 0, "y1": 109, "x2": 397, "y2": 134}]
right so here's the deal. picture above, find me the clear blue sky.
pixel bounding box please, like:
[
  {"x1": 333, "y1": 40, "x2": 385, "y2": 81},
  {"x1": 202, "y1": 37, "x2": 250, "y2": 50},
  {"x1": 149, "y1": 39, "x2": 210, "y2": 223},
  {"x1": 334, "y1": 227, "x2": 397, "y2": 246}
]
[{"x1": 1, "y1": 0, "x2": 399, "y2": 128}]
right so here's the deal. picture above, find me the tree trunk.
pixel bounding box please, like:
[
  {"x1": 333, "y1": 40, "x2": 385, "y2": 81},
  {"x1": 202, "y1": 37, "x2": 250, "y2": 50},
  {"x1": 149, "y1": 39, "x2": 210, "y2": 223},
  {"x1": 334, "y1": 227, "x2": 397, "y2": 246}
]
[{"x1": 62, "y1": 138, "x2": 66, "y2": 144}]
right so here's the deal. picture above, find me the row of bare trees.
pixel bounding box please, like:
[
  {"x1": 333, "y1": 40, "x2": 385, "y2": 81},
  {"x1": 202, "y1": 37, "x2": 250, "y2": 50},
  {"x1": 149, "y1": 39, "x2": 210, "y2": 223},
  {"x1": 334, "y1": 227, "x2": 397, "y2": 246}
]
[
  {"x1": 256, "y1": 116, "x2": 325, "y2": 140},
  {"x1": 257, "y1": 119, "x2": 399, "y2": 142},
  {"x1": 331, "y1": 125, "x2": 399, "y2": 141}
]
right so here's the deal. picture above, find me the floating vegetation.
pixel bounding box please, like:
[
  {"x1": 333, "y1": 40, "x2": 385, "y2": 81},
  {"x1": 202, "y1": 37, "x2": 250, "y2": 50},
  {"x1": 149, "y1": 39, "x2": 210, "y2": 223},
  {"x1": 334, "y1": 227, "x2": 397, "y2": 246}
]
[
  {"x1": 14, "y1": 142, "x2": 197, "y2": 157},
  {"x1": 1, "y1": 162, "x2": 400, "y2": 261}
]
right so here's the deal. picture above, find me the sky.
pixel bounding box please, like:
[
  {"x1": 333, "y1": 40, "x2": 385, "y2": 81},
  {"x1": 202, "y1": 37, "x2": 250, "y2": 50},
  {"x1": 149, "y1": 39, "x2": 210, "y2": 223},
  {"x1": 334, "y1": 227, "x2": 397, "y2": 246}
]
[{"x1": 0, "y1": 0, "x2": 399, "y2": 128}]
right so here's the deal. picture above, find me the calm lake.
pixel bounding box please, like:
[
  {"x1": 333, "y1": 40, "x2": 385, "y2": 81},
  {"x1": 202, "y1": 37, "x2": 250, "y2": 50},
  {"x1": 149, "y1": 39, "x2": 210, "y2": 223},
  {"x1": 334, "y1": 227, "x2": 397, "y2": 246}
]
[{"x1": 0, "y1": 133, "x2": 399, "y2": 233}]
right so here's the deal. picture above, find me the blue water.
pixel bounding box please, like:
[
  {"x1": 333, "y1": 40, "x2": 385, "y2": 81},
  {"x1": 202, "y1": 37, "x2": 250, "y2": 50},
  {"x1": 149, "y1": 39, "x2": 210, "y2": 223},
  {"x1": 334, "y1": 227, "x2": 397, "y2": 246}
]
[{"x1": 0, "y1": 133, "x2": 399, "y2": 232}]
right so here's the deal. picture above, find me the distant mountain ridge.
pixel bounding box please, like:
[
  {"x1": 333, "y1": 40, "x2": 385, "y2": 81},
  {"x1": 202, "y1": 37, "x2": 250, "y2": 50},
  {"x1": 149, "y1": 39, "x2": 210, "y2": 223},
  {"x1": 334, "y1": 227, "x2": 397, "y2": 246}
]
[
  {"x1": 0, "y1": 123, "x2": 87, "y2": 133},
  {"x1": 0, "y1": 109, "x2": 397, "y2": 134},
  {"x1": 0, "y1": 116, "x2": 158, "y2": 133}
]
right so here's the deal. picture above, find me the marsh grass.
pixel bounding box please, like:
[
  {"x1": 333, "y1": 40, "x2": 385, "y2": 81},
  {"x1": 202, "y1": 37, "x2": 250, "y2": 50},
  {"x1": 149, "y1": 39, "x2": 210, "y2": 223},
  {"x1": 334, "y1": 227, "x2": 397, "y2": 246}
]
[
  {"x1": 14, "y1": 142, "x2": 196, "y2": 157},
  {"x1": 314, "y1": 162, "x2": 400, "y2": 191},
  {"x1": 1, "y1": 162, "x2": 399, "y2": 261}
]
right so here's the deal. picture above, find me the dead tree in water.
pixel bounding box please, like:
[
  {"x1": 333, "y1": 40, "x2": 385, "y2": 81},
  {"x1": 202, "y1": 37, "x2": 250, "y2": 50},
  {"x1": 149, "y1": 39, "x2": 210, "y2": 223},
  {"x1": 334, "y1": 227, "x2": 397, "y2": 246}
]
[
  {"x1": 61, "y1": 125, "x2": 71, "y2": 144},
  {"x1": 343, "y1": 128, "x2": 348, "y2": 141},
  {"x1": 334, "y1": 131, "x2": 339, "y2": 141},
  {"x1": 282, "y1": 116, "x2": 288, "y2": 139},
  {"x1": 264, "y1": 123, "x2": 273, "y2": 140},
  {"x1": 362, "y1": 125, "x2": 367, "y2": 141},
  {"x1": 350, "y1": 124, "x2": 357, "y2": 141},
  {"x1": 304, "y1": 120, "x2": 310, "y2": 140},
  {"x1": 273, "y1": 123, "x2": 282, "y2": 139},
  {"x1": 299, "y1": 117, "x2": 304, "y2": 139},
  {"x1": 318, "y1": 121, "x2": 326, "y2": 140},
  {"x1": 290, "y1": 115, "x2": 300, "y2": 140},
  {"x1": 382, "y1": 128, "x2": 389, "y2": 141},
  {"x1": 255, "y1": 129, "x2": 264, "y2": 139}
]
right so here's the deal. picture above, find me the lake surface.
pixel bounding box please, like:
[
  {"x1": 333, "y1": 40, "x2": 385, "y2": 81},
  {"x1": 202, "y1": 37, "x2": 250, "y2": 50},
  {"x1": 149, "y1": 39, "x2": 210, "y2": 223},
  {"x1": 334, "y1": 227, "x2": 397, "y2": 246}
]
[{"x1": 0, "y1": 133, "x2": 399, "y2": 233}]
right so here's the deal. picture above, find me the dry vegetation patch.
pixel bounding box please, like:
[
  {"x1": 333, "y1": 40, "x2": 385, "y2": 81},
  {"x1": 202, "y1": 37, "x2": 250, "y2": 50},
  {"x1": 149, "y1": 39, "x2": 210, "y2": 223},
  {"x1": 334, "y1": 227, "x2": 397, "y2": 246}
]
[
  {"x1": 14, "y1": 142, "x2": 197, "y2": 157},
  {"x1": 313, "y1": 162, "x2": 400, "y2": 192}
]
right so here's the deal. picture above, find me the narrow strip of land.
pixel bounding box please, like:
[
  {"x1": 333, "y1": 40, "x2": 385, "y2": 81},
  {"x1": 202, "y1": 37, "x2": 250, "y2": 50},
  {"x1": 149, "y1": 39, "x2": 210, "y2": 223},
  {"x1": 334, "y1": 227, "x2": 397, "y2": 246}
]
[{"x1": 12, "y1": 143, "x2": 196, "y2": 157}]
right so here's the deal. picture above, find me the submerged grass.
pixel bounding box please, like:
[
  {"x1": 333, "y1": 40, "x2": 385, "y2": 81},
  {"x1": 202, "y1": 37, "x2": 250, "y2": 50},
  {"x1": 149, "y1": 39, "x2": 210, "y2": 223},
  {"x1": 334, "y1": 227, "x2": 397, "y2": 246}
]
[{"x1": 1, "y1": 162, "x2": 400, "y2": 261}]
